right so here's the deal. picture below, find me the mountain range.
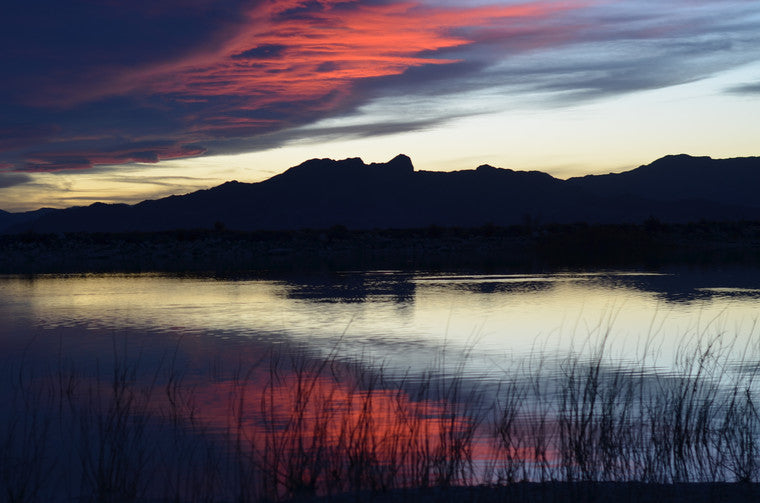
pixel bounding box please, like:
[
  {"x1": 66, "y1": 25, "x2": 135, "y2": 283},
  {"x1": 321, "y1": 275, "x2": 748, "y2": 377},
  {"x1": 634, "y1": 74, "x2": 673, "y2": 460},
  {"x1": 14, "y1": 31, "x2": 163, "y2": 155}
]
[{"x1": 2, "y1": 153, "x2": 759, "y2": 233}]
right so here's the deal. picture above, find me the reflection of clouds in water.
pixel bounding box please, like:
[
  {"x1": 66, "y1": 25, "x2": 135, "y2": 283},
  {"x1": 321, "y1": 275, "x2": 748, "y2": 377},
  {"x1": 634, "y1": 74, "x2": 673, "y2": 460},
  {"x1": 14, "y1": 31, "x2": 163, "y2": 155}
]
[{"x1": 1, "y1": 270, "x2": 760, "y2": 379}]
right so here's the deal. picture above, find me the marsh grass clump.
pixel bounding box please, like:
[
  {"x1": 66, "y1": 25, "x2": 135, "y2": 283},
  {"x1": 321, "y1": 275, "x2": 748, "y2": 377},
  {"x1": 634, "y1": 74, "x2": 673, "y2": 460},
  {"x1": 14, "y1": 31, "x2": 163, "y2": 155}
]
[{"x1": 1, "y1": 330, "x2": 760, "y2": 502}]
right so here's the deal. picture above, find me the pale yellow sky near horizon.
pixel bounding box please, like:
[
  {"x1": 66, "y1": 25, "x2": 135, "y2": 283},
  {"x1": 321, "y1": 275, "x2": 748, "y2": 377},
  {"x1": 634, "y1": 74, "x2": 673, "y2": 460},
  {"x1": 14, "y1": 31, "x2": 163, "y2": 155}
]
[{"x1": 2, "y1": 63, "x2": 759, "y2": 213}]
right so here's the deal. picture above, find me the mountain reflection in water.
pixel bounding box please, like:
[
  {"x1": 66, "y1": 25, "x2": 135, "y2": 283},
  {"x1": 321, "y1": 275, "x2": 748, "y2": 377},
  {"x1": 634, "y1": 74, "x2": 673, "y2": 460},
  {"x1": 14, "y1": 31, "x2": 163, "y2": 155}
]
[{"x1": 2, "y1": 269, "x2": 760, "y2": 500}]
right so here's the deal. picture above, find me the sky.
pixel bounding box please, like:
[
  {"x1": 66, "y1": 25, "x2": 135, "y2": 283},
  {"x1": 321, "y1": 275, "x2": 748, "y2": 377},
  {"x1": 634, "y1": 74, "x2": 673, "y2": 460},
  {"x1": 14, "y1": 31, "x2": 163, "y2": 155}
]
[{"x1": 1, "y1": 0, "x2": 760, "y2": 212}]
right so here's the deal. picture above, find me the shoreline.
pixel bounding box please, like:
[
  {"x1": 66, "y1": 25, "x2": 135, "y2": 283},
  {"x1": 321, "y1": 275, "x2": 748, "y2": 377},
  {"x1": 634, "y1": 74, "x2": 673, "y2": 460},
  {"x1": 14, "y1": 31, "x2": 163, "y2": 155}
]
[{"x1": 2, "y1": 221, "x2": 760, "y2": 274}]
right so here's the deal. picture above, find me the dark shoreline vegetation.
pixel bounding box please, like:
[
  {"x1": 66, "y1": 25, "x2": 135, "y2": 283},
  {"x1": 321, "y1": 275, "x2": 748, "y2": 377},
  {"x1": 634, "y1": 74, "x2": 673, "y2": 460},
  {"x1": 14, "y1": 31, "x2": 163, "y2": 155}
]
[
  {"x1": 2, "y1": 220, "x2": 760, "y2": 274},
  {"x1": 3, "y1": 332, "x2": 760, "y2": 502}
]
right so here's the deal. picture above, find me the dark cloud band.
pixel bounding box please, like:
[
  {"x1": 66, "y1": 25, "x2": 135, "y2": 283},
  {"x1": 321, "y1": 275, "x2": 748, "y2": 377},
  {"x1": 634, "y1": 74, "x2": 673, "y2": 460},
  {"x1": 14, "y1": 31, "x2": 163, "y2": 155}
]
[{"x1": 1, "y1": 0, "x2": 759, "y2": 174}]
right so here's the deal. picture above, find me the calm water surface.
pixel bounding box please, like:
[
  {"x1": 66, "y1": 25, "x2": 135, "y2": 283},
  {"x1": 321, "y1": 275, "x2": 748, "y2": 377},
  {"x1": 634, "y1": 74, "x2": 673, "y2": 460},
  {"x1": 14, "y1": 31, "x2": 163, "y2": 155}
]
[
  {"x1": 2, "y1": 267, "x2": 760, "y2": 380},
  {"x1": 3, "y1": 268, "x2": 760, "y2": 499}
]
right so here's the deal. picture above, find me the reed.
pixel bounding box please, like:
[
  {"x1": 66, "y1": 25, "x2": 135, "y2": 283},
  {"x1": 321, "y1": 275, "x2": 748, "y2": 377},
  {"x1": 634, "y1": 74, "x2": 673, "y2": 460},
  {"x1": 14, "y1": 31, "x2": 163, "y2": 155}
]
[{"x1": 1, "y1": 327, "x2": 759, "y2": 502}]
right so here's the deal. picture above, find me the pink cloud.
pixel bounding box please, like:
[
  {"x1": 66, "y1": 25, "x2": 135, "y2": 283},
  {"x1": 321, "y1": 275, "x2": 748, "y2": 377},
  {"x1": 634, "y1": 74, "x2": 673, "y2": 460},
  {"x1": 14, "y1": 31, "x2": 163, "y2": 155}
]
[
  {"x1": 67, "y1": 1, "x2": 582, "y2": 112},
  {"x1": 9, "y1": 0, "x2": 589, "y2": 171},
  {"x1": 156, "y1": 1, "x2": 572, "y2": 103}
]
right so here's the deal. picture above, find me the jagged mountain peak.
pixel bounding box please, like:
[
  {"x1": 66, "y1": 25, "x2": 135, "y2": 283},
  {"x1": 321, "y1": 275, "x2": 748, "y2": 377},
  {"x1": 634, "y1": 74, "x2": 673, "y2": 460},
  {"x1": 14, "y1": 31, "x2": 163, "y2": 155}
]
[
  {"x1": 277, "y1": 154, "x2": 414, "y2": 180},
  {"x1": 374, "y1": 154, "x2": 414, "y2": 173},
  {"x1": 3, "y1": 153, "x2": 760, "y2": 233}
]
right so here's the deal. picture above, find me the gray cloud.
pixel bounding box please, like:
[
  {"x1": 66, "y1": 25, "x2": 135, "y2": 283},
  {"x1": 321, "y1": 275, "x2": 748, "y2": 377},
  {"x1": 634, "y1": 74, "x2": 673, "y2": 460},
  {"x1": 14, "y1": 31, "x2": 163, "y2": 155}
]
[
  {"x1": 727, "y1": 82, "x2": 760, "y2": 94},
  {"x1": 0, "y1": 172, "x2": 32, "y2": 188},
  {"x1": 232, "y1": 44, "x2": 288, "y2": 59},
  {"x1": 3, "y1": 0, "x2": 760, "y2": 174},
  {"x1": 338, "y1": 0, "x2": 760, "y2": 134}
]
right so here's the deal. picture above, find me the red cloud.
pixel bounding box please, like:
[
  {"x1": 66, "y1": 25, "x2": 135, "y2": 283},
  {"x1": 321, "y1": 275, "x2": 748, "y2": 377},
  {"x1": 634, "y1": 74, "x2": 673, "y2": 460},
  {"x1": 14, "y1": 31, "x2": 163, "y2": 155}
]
[
  {"x1": 98, "y1": 1, "x2": 581, "y2": 114},
  {"x1": 11, "y1": 1, "x2": 585, "y2": 172}
]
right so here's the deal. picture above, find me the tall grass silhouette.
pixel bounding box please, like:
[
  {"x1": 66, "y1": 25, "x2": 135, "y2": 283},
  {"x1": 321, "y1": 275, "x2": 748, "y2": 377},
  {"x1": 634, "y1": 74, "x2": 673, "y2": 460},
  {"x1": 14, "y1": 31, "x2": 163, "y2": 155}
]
[{"x1": 2, "y1": 327, "x2": 760, "y2": 502}]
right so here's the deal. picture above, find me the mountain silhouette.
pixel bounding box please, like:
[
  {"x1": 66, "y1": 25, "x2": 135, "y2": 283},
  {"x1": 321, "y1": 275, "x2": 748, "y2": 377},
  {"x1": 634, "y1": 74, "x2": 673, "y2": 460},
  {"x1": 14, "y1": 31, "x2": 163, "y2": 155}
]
[
  {"x1": 2, "y1": 153, "x2": 760, "y2": 233},
  {"x1": 566, "y1": 154, "x2": 760, "y2": 208},
  {"x1": 0, "y1": 207, "x2": 57, "y2": 232}
]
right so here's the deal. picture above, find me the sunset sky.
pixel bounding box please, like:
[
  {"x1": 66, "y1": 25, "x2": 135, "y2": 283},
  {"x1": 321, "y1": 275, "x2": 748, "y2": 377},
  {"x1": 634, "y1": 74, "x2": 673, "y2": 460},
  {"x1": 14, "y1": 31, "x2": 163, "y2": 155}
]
[{"x1": 2, "y1": 0, "x2": 760, "y2": 212}]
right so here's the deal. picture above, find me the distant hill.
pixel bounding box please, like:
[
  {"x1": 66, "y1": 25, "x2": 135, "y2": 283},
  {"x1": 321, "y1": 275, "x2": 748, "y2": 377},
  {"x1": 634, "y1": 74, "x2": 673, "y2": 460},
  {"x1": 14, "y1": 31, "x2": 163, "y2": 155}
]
[
  {"x1": 0, "y1": 207, "x2": 58, "y2": 232},
  {"x1": 3, "y1": 153, "x2": 760, "y2": 233},
  {"x1": 566, "y1": 154, "x2": 760, "y2": 208}
]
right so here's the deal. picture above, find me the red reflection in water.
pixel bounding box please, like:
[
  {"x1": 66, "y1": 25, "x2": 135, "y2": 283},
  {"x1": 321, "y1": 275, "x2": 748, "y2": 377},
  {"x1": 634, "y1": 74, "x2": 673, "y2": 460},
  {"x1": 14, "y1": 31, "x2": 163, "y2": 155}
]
[
  {"x1": 19, "y1": 343, "x2": 565, "y2": 500},
  {"x1": 188, "y1": 363, "x2": 496, "y2": 492}
]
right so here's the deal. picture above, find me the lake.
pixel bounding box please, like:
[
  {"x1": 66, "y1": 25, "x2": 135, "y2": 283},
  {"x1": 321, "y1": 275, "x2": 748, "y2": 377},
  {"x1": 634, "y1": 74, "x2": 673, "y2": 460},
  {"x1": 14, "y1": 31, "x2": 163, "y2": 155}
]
[
  {"x1": 2, "y1": 267, "x2": 760, "y2": 500},
  {"x1": 3, "y1": 267, "x2": 760, "y2": 376}
]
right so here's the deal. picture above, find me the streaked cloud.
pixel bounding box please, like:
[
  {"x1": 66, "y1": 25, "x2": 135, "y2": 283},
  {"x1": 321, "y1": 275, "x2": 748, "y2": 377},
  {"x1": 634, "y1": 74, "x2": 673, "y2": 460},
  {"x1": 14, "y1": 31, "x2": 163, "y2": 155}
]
[
  {"x1": 1, "y1": 0, "x2": 760, "y2": 179},
  {"x1": 23, "y1": 143, "x2": 207, "y2": 172},
  {"x1": 0, "y1": 172, "x2": 32, "y2": 189},
  {"x1": 2, "y1": 0, "x2": 579, "y2": 173},
  {"x1": 727, "y1": 82, "x2": 760, "y2": 94}
]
